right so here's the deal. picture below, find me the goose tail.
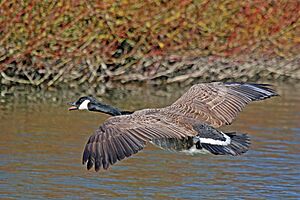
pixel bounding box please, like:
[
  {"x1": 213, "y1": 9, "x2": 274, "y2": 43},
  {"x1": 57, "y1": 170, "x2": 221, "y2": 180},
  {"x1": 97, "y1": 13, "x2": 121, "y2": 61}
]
[{"x1": 199, "y1": 132, "x2": 250, "y2": 156}]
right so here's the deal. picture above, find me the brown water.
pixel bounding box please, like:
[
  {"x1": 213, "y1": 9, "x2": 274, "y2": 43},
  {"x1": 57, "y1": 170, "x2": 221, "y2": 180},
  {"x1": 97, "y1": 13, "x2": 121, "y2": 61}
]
[{"x1": 0, "y1": 84, "x2": 299, "y2": 199}]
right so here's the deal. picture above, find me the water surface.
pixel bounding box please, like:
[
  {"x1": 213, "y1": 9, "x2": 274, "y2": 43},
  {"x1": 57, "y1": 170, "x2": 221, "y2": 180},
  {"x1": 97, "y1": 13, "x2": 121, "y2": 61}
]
[{"x1": 0, "y1": 84, "x2": 299, "y2": 199}]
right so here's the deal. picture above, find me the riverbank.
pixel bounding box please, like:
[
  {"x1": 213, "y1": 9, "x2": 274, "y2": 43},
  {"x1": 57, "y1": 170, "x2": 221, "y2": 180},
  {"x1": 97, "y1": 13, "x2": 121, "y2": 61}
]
[
  {"x1": 0, "y1": 1, "x2": 299, "y2": 93},
  {"x1": 1, "y1": 54, "x2": 299, "y2": 95}
]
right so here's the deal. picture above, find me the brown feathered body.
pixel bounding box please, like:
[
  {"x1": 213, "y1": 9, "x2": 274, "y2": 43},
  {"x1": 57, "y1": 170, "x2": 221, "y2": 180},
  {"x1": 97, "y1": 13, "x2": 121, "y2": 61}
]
[{"x1": 75, "y1": 82, "x2": 278, "y2": 171}]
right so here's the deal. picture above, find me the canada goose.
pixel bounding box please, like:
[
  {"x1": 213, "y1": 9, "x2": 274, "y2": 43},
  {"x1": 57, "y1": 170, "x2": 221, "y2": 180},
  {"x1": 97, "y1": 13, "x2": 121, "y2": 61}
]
[{"x1": 69, "y1": 82, "x2": 278, "y2": 171}]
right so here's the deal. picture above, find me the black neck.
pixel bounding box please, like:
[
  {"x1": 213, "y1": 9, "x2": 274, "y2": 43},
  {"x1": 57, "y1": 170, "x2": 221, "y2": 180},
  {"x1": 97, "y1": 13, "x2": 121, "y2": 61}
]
[{"x1": 88, "y1": 102, "x2": 134, "y2": 116}]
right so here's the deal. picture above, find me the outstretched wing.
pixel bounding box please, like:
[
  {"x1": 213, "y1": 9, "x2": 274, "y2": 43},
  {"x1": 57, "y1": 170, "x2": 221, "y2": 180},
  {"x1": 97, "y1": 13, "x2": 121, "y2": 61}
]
[
  {"x1": 165, "y1": 82, "x2": 278, "y2": 128},
  {"x1": 82, "y1": 110, "x2": 195, "y2": 171}
]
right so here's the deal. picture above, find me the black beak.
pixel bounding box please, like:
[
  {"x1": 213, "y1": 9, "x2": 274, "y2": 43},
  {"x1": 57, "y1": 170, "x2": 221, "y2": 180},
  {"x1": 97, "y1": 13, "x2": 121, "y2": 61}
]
[{"x1": 68, "y1": 102, "x2": 78, "y2": 111}]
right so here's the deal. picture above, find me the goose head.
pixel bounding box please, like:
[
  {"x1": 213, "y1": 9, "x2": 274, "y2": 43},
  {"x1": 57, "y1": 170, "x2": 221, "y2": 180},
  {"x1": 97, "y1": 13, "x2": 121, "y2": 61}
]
[
  {"x1": 68, "y1": 96, "x2": 97, "y2": 111},
  {"x1": 68, "y1": 96, "x2": 130, "y2": 116}
]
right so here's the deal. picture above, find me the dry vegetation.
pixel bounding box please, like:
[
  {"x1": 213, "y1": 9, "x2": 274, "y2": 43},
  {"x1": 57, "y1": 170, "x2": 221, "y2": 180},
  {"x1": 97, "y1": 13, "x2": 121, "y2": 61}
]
[{"x1": 0, "y1": 0, "x2": 299, "y2": 90}]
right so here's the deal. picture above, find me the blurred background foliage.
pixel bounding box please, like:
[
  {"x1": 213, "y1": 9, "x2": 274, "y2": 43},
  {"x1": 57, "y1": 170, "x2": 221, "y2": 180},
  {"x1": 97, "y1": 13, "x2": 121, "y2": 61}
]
[{"x1": 0, "y1": 0, "x2": 299, "y2": 91}]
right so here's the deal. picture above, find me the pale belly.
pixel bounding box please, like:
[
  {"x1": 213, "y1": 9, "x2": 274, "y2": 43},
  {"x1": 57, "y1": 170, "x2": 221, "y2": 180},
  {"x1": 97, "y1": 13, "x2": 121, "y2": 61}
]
[{"x1": 180, "y1": 145, "x2": 211, "y2": 155}]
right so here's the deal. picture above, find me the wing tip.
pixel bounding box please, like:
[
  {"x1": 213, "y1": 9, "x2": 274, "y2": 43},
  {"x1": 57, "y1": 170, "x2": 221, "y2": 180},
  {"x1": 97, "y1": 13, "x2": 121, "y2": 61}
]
[
  {"x1": 86, "y1": 159, "x2": 94, "y2": 170},
  {"x1": 225, "y1": 82, "x2": 278, "y2": 100},
  {"x1": 82, "y1": 157, "x2": 107, "y2": 172},
  {"x1": 248, "y1": 83, "x2": 279, "y2": 98}
]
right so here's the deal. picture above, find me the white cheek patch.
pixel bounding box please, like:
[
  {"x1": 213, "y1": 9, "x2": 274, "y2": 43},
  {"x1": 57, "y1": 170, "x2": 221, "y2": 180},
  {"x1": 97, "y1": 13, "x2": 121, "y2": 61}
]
[{"x1": 78, "y1": 100, "x2": 90, "y2": 110}]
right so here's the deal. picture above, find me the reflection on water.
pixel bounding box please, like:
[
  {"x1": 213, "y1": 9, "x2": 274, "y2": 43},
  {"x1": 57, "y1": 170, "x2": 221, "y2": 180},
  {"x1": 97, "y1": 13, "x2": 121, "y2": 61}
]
[{"x1": 0, "y1": 84, "x2": 300, "y2": 199}]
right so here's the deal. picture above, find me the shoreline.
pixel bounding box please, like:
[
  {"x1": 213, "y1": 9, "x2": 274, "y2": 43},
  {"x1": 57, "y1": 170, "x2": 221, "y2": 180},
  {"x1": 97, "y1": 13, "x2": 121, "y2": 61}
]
[{"x1": 1, "y1": 55, "x2": 299, "y2": 94}]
